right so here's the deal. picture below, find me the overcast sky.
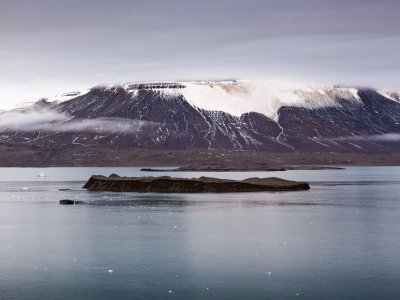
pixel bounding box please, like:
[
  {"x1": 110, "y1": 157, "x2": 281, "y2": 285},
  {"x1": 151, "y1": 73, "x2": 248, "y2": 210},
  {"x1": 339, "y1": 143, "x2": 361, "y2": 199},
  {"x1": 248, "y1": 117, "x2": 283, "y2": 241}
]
[{"x1": 0, "y1": 0, "x2": 399, "y2": 108}]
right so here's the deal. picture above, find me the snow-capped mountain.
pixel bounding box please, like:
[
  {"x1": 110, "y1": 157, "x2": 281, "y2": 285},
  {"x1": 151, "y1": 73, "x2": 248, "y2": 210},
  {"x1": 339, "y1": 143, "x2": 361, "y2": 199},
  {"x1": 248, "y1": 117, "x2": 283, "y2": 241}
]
[{"x1": 1, "y1": 79, "x2": 400, "y2": 153}]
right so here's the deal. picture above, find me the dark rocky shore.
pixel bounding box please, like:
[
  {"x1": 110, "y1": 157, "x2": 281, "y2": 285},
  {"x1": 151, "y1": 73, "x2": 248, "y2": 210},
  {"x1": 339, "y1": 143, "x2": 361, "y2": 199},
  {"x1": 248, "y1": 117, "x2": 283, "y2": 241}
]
[{"x1": 82, "y1": 174, "x2": 310, "y2": 193}]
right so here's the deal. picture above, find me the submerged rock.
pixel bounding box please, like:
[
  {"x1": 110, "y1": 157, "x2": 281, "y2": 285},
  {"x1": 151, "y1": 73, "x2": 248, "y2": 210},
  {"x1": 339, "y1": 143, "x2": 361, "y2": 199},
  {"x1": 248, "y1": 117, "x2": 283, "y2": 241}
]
[
  {"x1": 82, "y1": 175, "x2": 310, "y2": 193},
  {"x1": 59, "y1": 199, "x2": 86, "y2": 205}
]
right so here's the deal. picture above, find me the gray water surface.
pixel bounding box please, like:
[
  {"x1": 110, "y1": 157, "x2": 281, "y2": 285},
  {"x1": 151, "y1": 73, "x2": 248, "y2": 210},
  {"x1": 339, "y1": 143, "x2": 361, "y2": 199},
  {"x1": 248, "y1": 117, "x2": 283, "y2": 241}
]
[{"x1": 0, "y1": 167, "x2": 399, "y2": 299}]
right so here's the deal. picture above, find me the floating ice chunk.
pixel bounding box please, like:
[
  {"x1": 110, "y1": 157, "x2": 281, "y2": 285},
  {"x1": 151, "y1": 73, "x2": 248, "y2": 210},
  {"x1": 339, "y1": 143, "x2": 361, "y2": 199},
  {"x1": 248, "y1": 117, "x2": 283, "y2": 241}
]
[
  {"x1": 37, "y1": 172, "x2": 47, "y2": 178},
  {"x1": 108, "y1": 269, "x2": 114, "y2": 273}
]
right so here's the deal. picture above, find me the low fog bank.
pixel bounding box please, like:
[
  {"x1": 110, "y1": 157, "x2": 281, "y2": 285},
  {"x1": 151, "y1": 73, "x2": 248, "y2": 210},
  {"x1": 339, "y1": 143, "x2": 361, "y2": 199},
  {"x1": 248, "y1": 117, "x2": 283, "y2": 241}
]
[
  {"x1": 336, "y1": 133, "x2": 400, "y2": 142},
  {"x1": 0, "y1": 109, "x2": 157, "y2": 133}
]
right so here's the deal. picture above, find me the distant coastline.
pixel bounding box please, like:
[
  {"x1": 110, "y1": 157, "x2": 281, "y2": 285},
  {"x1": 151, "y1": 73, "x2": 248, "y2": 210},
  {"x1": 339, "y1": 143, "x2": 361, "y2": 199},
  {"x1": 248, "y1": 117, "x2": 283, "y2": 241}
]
[
  {"x1": 0, "y1": 145, "x2": 399, "y2": 167},
  {"x1": 141, "y1": 164, "x2": 345, "y2": 172}
]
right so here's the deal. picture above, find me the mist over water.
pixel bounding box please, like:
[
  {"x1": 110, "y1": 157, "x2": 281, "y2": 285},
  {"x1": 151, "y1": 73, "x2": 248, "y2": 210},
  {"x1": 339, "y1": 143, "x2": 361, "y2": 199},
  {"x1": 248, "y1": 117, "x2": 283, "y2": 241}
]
[{"x1": 1, "y1": 167, "x2": 400, "y2": 299}]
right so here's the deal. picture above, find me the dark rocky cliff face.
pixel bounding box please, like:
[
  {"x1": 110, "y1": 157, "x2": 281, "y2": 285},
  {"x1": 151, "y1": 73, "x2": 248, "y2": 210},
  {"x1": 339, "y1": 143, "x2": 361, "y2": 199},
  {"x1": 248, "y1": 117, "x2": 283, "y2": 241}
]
[{"x1": 1, "y1": 83, "x2": 400, "y2": 154}]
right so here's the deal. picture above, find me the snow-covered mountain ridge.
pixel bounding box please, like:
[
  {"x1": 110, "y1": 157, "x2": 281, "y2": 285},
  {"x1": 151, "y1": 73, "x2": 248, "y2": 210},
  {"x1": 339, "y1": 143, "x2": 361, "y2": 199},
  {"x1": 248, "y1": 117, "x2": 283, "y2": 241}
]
[
  {"x1": 39, "y1": 79, "x2": 400, "y2": 121},
  {"x1": 2, "y1": 79, "x2": 400, "y2": 153}
]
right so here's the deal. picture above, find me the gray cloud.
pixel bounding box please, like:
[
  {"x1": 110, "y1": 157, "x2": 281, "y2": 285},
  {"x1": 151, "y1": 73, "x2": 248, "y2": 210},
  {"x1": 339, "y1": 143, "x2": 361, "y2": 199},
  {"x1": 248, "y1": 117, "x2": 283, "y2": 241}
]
[
  {"x1": 0, "y1": 110, "x2": 156, "y2": 133},
  {"x1": 338, "y1": 133, "x2": 400, "y2": 142},
  {"x1": 0, "y1": 0, "x2": 399, "y2": 108},
  {"x1": 370, "y1": 134, "x2": 400, "y2": 141}
]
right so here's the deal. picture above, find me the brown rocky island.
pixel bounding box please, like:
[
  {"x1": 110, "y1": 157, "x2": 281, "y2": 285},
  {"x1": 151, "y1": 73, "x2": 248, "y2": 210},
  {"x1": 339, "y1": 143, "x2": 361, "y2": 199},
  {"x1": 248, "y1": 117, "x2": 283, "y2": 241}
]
[{"x1": 82, "y1": 174, "x2": 310, "y2": 193}]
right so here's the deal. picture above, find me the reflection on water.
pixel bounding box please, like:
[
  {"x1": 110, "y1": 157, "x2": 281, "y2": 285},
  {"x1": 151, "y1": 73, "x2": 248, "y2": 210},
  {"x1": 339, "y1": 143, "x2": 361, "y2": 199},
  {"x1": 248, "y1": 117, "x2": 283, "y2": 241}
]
[{"x1": 0, "y1": 167, "x2": 400, "y2": 299}]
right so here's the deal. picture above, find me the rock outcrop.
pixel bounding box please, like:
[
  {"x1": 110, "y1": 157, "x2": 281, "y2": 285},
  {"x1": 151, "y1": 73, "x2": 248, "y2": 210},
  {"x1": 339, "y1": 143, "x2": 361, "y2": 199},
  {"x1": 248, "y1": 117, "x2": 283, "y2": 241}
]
[
  {"x1": 59, "y1": 199, "x2": 86, "y2": 205},
  {"x1": 82, "y1": 175, "x2": 310, "y2": 193}
]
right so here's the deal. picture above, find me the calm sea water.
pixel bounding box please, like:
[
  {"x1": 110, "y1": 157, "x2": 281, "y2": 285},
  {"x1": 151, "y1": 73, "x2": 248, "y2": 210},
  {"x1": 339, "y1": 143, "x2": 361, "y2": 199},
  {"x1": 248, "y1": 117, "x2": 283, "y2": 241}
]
[{"x1": 0, "y1": 167, "x2": 399, "y2": 300}]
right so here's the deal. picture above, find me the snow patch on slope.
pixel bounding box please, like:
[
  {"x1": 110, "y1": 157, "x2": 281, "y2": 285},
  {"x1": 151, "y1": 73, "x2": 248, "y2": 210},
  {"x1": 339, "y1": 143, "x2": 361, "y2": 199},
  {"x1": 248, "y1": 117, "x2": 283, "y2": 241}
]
[
  {"x1": 377, "y1": 90, "x2": 399, "y2": 102},
  {"x1": 390, "y1": 93, "x2": 400, "y2": 102},
  {"x1": 45, "y1": 90, "x2": 91, "y2": 103},
  {"x1": 177, "y1": 80, "x2": 361, "y2": 120}
]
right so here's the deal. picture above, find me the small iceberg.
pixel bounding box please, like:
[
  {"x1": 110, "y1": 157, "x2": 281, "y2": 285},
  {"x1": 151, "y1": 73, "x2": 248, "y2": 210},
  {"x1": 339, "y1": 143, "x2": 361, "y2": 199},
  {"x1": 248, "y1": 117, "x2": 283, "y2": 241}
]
[{"x1": 37, "y1": 172, "x2": 47, "y2": 178}]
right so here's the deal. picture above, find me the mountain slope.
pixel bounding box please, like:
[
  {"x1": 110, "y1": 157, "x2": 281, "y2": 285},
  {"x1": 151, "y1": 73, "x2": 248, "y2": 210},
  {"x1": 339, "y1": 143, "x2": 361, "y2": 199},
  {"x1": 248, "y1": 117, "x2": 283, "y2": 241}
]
[{"x1": 1, "y1": 80, "x2": 400, "y2": 154}]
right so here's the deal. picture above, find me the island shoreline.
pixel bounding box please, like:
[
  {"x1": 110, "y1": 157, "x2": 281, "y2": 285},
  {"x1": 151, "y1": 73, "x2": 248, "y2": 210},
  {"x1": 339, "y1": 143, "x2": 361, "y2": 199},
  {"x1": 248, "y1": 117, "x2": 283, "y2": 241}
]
[{"x1": 82, "y1": 175, "x2": 311, "y2": 193}]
